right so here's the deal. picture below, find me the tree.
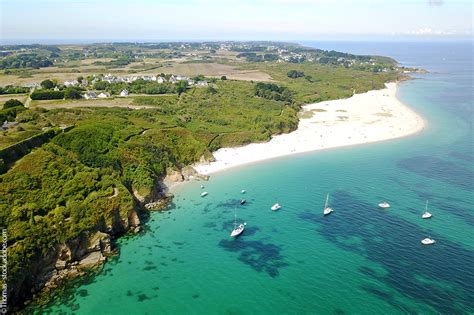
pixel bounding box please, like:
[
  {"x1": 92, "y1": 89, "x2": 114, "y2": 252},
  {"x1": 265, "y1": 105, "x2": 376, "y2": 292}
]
[
  {"x1": 3, "y1": 99, "x2": 24, "y2": 109},
  {"x1": 93, "y1": 81, "x2": 108, "y2": 90},
  {"x1": 40, "y1": 79, "x2": 55, "y2": 89},
  {"x1": 176, "y1": 80, "x2": 188, "y2": 95},
  {"x1": 64, "y1": 87, "x2": 82, "y2": 100},
  {"x1": 287, "y1": 70, "x2": 304, "y2": 79},
  {"x1": 77, "y1": 76, "x2": 84, "y2": 84},
  {"x1": 221, "y1": 76, "x2": 227, "y2": 80}
]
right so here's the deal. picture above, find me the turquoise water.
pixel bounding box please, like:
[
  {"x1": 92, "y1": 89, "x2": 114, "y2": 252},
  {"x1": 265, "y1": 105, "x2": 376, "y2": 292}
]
[{"x1": 41, "y1": 41, "x2": 473, "y2": 314}]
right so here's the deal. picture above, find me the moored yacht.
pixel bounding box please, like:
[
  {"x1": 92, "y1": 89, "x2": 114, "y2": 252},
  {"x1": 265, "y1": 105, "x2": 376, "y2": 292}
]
[
  {"x1": 323, "y1": 193, "x2": 334, "y2": 216},
  {"x1": 201, "y1": 191, "x2": 208, "y2": 197},
  {"x1": 422, "y1": 200, "x2": 432, "y2": 219},
  {"x1": 271, "y1": 203, "x2": 281, "y2": 211},
  {"x1": 421, "y1": 237, "x2": 436, "y2": 245},
  {"x1": 378, "y1": 201, "x2": 391, "y2": 208},
  {"x1": 230, "y1": 209, "x2": 245, "y2": 237}
]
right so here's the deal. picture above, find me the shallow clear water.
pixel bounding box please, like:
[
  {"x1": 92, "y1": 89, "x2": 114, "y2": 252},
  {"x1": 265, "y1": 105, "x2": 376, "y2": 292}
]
[{"x1": 41, "y1": 41, "x2": 473, "y2": 314}]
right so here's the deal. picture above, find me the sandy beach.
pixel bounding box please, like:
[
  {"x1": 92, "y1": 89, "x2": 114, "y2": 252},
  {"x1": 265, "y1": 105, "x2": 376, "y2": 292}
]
[{"x1": 194, "y1": 82, "x2": 425, "y2": 175}]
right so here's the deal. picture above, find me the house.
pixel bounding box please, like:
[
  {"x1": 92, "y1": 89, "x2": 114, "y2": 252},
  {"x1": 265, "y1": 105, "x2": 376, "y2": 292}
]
[
  {"x1": 157, "y1": 77, "x2": 166, "y2": 83},
  {"x1": 64, "y1": 80, "x2": 79, "y2": 87},
  {"x1": 2, "y1": 120, "x2": 8, "y2": 131},
  {"x1": 169, "y1": 75, "x2": 177, "y2": 84},
  {"x1": 98, "y1": 92, "x2": 110, "y2": 98},
  {"x1": 83, "y1": 91, "x2": 97, "y2": 99},
  {"x1": 197, "y1": 81, "x2": 208, "y2": 87},
  {"x1": 187, "y1": 79, "x2": 195, "y2": 86},
  {"x1": 120, "y1": 89, "x2": 129, "y2": 97},
  {"x1": 176, "y1": 75, "x2": 188, "y2": 81}
]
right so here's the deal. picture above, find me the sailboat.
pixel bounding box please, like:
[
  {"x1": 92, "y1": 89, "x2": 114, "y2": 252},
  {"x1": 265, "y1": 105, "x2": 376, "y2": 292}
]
[
  {"x1": 323, "y1": 193, "x2": 334, "y2": 215},
  {"x1": 422, "y1": 200, "x2": 432, "y2": 219},
  {"x1": 271, "y1": 203, "x2": 281, "y2": 211},
  {"x1": 378, "y1": 201, "x2": 391, "y2": 208},
  {"x1": 421, "y1": 237, "x2": 436, "y2": 245},
  {"x1": 230, "y1": 209, "x2": 245, "y2": 237}
]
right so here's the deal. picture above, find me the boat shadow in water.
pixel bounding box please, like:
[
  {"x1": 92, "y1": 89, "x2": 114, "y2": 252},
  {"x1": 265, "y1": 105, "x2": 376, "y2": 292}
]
[
  {"x1": 219, "y1": 236, "x2": 289, "y2": 278},
  {"x1": 298, "y1": 190, "x2": 474, "y2": 314}
]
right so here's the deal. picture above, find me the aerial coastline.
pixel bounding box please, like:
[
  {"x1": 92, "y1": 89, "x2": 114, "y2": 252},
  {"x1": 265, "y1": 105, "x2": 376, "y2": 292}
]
[{"x1": 194, "y1": 82, "x2": 425, "y2": 175}]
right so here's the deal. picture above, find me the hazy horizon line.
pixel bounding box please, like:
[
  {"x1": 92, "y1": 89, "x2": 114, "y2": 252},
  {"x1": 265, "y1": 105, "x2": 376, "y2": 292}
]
[{"x1": 1, "y1": 36, "x2": 472, "y2": 46}]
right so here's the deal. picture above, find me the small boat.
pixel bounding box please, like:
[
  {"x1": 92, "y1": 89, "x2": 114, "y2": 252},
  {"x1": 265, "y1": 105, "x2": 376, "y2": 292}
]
[
  {"x1": 200, "y1": 191, "x2": 208, "y2": 197},
  {"x1": 200, "y1": 184, "x2": 204, "y2": 189},
  {"x1": 271, "y1": 203, "x2": 281, "y2": 211},
  {"x1": 422, "y1": 200, "x2": 432, "y2": 219},
  {"x1": 323, "y1": 193, "x2": 334, "y2": 216},
  {"x1": 421, "y1": 237, "x2": 436, "y2": 245},
  {"x1": 241, "y1": 189, "x2": 246, "y2": 194},
  {"x1": 230, "y1": 209, "x2": 245, "y2": 237},
  {"x1": 240, "y1": 199, "x2": 246, "y2": 205},
  {"x1": 378, "y1": 201, "x2": 391, "y2": 208}
]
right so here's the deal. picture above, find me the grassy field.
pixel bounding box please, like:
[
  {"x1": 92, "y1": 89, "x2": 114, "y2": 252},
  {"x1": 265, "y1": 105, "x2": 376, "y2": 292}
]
[{"x1": 240, "y1": 62, "x2": 398, "y2": 103}]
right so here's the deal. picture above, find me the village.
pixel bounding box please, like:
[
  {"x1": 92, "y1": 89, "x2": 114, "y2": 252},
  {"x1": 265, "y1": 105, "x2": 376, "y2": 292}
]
[{"x1": 21, "y1": 73, "x2": 210, "y2": 100}]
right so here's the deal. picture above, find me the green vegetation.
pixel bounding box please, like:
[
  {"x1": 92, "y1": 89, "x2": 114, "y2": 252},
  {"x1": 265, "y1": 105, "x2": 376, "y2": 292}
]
[
  {"x1": 64, "y1": 87, "x2": 83, "y2": 99},
  {"x1": 0, "y1": 103, "x2": 26, "y2": 122},
  {"x1": 0, "y1": 53, "x2": 53, "y2": 69},
  {"x1": 245, "y1": 62, "x2": 397, "y2": 104},
  {"x1": 30, "y1": 90, "x2": 64, "y2": 100},
  {"x1": 255, "y1": 82, "x2": 293, "y2": 103},
  {"x1": 40, "y1": 79, "x2": 56, "y2": 89},
  {"x1": 3, "y1": 99, "x2": 24, "y2": 109},
  {"x1": 287, "y1": 70, "x2": 305, "y2": 78},
  {"x1": 0, "y1": 86, "x2": 30, "y2": 95},
  {"x1": 94, "y1": 80, "x2": 180, "y2": 95}
]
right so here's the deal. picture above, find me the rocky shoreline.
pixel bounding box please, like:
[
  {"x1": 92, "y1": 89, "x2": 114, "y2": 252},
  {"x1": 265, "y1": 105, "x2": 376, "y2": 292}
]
[{"x1": 13, "y1": 165, "x2": 209, "y2": 313}]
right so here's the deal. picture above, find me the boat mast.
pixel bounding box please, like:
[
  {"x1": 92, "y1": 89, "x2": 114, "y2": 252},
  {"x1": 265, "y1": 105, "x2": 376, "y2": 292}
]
[
  {"x1": 425, "y1": 200, "x2": 428, "y2": 212},
  {"x1": 325, "y1": 193, "x2": 329, "y2": 208}
]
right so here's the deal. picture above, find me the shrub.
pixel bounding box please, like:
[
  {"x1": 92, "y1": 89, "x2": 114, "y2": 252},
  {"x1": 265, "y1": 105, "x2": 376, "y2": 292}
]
[
  {"x1": 64, "y1": 87, "x2": 83, "y2": 100},
  {"x1": 30, "y1": 90, "x2": 64, "y2": 100},
  {"x1": 3, "y1": 99, "x2": 24, "y2": 109},
  {"x1": 40, "y1": 79, "x2": 55, "y2": 89}
]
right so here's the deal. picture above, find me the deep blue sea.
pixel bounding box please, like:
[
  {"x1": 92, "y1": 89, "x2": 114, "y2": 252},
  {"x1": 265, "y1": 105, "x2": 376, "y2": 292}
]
[{"x1": 41, "y1": 40, "x2": 473, "y2": 314}]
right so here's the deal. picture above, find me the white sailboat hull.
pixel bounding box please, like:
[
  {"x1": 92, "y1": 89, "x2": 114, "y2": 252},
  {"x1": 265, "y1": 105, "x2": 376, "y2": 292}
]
[
  {"x1": 271, "y1": 203, "x2": 281, "y2": 211},
  {"x1": 323, "y1": 207, "x2": 333, "y2": 215},
  {"x1": 421, "y1": 238, "x2": 436, "y2": 245},
  {"x1": 422, "y1": 212, "x2": 433, "y2": 219},
  {"x1": 230, "y1": 224, "x2": 245, "y2": 237}
]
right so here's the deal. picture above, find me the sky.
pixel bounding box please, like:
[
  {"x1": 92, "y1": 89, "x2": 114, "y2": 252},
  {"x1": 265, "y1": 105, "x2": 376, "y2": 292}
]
[{"x1": 0, "y1": 0, "x2": 472, "y2": 43}]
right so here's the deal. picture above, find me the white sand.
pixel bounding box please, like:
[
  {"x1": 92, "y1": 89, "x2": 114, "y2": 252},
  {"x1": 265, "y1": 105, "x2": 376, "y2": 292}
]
[{"x1": 194, "y1": 82, "x2": 425, "y2": 175}]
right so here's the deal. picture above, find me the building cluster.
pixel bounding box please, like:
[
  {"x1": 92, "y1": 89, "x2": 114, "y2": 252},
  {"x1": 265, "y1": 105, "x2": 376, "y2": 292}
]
[
  {"x1": 93, "y1": 73, "x2": 208, "y2": 87},
  {"x1": 79, "y1": 74, "x2": 208, "y2": 99}
]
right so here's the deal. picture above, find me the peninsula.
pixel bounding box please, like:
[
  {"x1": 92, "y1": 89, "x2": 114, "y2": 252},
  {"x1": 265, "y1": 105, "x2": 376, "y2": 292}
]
[{"x1": 0, "y1": 41, "x2": 421, "y2": 311}]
